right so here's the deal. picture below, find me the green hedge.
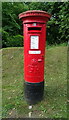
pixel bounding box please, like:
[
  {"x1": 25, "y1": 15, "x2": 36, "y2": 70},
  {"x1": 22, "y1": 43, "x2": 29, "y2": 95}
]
[
  {"x1": 2, "y1": 30, "x2": 23, "y2": 48},
  {"x1": 8, "y1": 35, "x2": 23, "y2": 47}
]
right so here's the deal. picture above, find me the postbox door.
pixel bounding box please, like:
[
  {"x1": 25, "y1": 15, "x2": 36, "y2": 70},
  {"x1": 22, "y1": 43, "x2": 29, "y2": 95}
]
[{"x1": 24, "y1": 23, "x2": 46, "y2": 83}]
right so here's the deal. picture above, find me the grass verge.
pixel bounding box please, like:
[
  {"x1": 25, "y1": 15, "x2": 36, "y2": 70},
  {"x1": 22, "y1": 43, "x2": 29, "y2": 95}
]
[{"x1": 2, "y1": 45, "x2": 67, "y2": 118}]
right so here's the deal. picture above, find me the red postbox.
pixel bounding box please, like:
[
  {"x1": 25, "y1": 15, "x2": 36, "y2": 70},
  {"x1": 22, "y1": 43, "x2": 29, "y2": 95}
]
[{"x1": 19, "y1": 10, "x2": 51, "y2": 104}]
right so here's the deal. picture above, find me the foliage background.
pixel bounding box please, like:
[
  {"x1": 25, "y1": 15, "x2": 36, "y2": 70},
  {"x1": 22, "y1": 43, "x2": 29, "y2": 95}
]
[{"x1": 2, "y1": 2, "x2": 69, "y2": 48}]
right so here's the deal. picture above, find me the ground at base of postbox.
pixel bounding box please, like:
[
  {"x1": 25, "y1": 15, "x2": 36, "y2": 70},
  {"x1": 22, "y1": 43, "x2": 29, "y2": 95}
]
[{"x1": 2, "y1": 45, "x2": 67, "y2": 118}]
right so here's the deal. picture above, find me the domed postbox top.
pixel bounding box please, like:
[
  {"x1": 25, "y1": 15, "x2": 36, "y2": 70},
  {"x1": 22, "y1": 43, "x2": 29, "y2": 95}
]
[{"x1": 19, "y1": 10, "x2": 51, "y2": 20}]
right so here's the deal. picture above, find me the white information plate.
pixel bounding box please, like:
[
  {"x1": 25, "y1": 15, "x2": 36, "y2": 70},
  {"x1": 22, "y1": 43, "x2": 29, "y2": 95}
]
[
  {"x1": 29, "y1": 50, "x2": 41, "y2": 54},
  {"x1": 30, "y1": 36, "x2": 39, "y2": 49}
]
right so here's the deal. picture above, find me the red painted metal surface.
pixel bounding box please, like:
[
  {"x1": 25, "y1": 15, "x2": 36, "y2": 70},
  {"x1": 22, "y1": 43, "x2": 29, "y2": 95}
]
[{"x1": 19, "y1": 10, "x2": 51, "y2": 83}]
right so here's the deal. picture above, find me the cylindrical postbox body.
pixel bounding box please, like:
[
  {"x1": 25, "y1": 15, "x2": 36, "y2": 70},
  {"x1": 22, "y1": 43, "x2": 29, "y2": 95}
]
[{"x1": 19, "y1": 10, "x2": 51, "y2": 104}]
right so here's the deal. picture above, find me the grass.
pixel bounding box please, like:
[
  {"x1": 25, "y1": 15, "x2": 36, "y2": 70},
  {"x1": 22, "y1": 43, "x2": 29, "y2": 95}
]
[{"x1": 2, "y1": 45, "x2": 67, "y2": 118}]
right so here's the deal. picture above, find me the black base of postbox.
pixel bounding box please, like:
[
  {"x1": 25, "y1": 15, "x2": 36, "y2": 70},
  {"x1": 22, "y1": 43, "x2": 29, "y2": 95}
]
[{"x1": 24, "y1": 81, "x2": 44, "y2": 104}]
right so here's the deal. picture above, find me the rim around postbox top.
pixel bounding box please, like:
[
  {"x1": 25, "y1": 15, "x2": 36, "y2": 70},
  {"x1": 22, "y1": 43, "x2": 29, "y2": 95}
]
[{"x1": 19, "y1": 10, "x2": 51, "y2": 20}]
